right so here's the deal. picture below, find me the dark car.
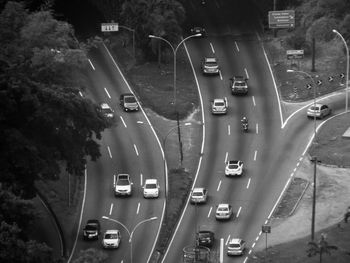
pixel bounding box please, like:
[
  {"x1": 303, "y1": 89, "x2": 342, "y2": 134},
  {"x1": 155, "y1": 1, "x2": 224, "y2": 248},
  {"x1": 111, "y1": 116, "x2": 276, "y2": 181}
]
[
  {"x1": 120, "y1": 93, "x2": 139, "y2": 112},
  {"x1": 190, "y1": 26, "x2": 206, "y2": 37},
  {"x1": 197, "y1": 230, "x2": 215, "y2": 248},
  {"x1": 83, "y1": 219, "x2": 101, "y2": 240}
]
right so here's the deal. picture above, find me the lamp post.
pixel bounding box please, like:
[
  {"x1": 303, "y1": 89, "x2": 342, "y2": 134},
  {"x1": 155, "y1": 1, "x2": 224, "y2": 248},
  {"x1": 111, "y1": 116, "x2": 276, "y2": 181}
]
[
  {"x1": 287, "y1": 69, "x2": 318, "y2": 240},
  {"x1": 332, "y1": 29, "x2": 349, "y2": 112},
  {"x1": 119, "y1": 25, "x2": 136, "y2": 58},
  {"x1": 102, "y1": 216, "x2": 157, "y2": 263}
]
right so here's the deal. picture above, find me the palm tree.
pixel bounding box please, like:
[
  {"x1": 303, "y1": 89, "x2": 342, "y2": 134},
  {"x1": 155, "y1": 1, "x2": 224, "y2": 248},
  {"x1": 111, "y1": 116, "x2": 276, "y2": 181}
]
[{"x1": 307, "y1": 233, "x2": 338, "y2": 263}]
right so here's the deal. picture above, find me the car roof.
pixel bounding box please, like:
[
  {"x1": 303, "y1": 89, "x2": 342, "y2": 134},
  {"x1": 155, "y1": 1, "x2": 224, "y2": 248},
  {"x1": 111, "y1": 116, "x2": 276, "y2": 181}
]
[
  {"x1": 204, "y1": 57, "x2": 217, "y2": 62},
  {"x1": 105, "y1": 229, "x2": 120, "y2": 234},
  {"x1": 233, "y1": 76, "x2": 244, "y2": 79},
  {"x1": 145, "y1": 179, "x2": 157, "y2": 184},
  {"x1": 229, "y1": 238, "x2": 243, "y2": 244},
  {"x1": 214, "y1": 98, "x2": 225, "y2": 102},
  {"x1": 87, "y1": 219, "x2": 100, "y2": 224},
  {"x1": 312, "y1": 103, "x2": 326, "y2": 107},
  {"x1": 121, "y1": 93, "x2": 135, "y2": 97}
]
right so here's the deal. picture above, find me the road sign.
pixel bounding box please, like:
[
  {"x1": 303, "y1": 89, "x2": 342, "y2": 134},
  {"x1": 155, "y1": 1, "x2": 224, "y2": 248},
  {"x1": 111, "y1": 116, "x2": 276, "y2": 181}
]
[
  {"x1": 286, "y1": 50, "x2": 304, "y2": 59},
  {"x1": 268, "y1": 10, "x2": 295, "y2": 28},
  {"x1": 101, "y1": 23, "x2": 119, "y2": 32},
  {"x1": 262, "y1": 225, "x2": 271, "y2": 233}
]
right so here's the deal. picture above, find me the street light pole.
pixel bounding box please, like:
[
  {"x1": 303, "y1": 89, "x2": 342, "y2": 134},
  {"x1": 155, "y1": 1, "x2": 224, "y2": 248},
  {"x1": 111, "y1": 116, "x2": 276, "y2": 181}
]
[
  {"x1": 332, "y1": 29, "x2": 349, "y2": 112},
  {"x1": 102, "y1": 216, "x2": 157, "y2": 263},
  {"x1": 287, "y1": 69, "x2": 318, "y2": 240}
]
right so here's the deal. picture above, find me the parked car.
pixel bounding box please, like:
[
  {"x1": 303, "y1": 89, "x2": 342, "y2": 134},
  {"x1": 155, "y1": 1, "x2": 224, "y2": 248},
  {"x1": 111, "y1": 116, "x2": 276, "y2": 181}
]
[
  {"x1": 230, "y1": 76, "x2": 248, "y2": 95},
  {"x1": 201, "y1": 57, "x2": 220, "y2": 75},
  {"x1": 143, "y1": 179, "x2": 160, "y2": 198},
  {"x1": 190, "y1": 187, "x2": 208, "y2": 204},
  {"x1": 83, "y1": 219, "x2": 101, "y2": 240},
  {"x1": 307, "y1": 103, "x2": 331, "y2": 119},
  {"x1": 227, "y1": 238, "x2": 246, "y2": 256},
  {"x1": 120, "y1": 93, "x2": 139, "y2": 112},
  {"x1": 215, "y1": 204, "x2": 233, "y2": 220},
  {"x1": 211, "y1": 98, "x2": 228, "y2": 114},
  {"x1": 99, "y1": 103, "x2": 114, "y2": 118},
  {"x1": 196, "y1": 230, "x2": 215, "y2": 248},
  {"x1": 114, "y1": 174, "x2": 133, "y2": 196},
  {"x1": 190, "y1": 26, "x2": 206, "y2": 36},
  {"x1": 225, "y1": 160, "x2": 243, "y2": 176},
  {"x1": 102, "y1": 230, "x2": 121, "y2": 249}
]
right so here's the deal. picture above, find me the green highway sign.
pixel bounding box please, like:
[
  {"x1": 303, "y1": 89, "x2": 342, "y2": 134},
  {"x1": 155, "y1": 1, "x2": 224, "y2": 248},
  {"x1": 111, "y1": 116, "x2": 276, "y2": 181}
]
[{"x1": 268, "y1": 10, "x2": 295, "y2": 28}]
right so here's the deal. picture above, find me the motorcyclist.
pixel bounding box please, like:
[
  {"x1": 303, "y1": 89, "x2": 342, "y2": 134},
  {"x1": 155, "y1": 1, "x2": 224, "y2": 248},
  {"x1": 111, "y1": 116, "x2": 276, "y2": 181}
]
[{"x1": 241, "y1": 116, "x2": 248, "y2": 124}]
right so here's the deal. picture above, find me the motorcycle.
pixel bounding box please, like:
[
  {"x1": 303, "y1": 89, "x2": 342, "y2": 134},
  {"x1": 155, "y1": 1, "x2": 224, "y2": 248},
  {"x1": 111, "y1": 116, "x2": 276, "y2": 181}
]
[{"x1": 242, "y1": 122, "x2": 248, "y2": 132}]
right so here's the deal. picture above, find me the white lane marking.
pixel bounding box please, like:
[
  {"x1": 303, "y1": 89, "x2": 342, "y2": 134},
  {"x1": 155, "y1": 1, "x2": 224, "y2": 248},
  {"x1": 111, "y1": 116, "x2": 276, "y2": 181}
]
[
  {"x1": 225, "y1": 235, "x2": 230, "y2": 245},
  {"x1": 244, "y1": 257, "x2": 249, "y2": 263},
  {"x1": 252, "y1": 242, "x2": 256, "y2": 248},
  {"x1": 104, "y1": 87, "x2": 111, "y2": 99},
  {"x1": 228, "y1": 125, "x2": 231, "y2": 135},
  {"x1": 208, "y1": 207, "x2": 212, "y2": 218},
  {"x1": 290, "y1": 172, "x2": 294, "y2": 177},
  {"x1": 246, "y1": 178, "x2": 251, "y2": 189},
  {"x1": 265, "y1": 220, "x2": 268, "y2": 224},
  {"x1": 244, "y1": 68, "x2": 249, "y2": 79},
  {"x1": 268, "y1": 178, "x2": 291, "y2": 219},
  {"x1": 217, "y1": 180, "x2": 222, "y2": 191},
  {"x1": 107, "y1": 146, "x2": 112, "y2": 158},
  {"x1": 252, "y1": 95, "x2": 256, "y2": 106},
  {"x1": 88, "y1": 59, "x2": 95, "y2": 70},
  {"x1": 256, "y1": 123, "x2": 259, "y2": 134},
  {"x1": 254, "y1": 150, "x2": 257, "y2": 161},
  {"x1": 134, "y1": 144, "x2": 139, "y2": 156},
  {"x1": 293, "y1": 167, "x2": 297, "y2": 172},
  {"x1": 79, "y1": 91, "x2": 83, "y2": 97},
  {"x1": 120, "y1": 116, "x2": 127, "y2": 128},
  {"x1": 235, "y1": 41, "x2": 239, "y2": 52},
  {"x1": 137, "y1": 121, "x2": 143, "y2": 124},
  {"x1": 220, "y1": 239, "x2": 224, "y2": 263},
  {"x1": 140, "y1": 173, "x2": 143, "y2": 186},
  {"x1": 248, "y1": 249, "x2": 252, "y2": 254},
  {"x1": 225, "y1": 152, "x2": 228, "y2": 163},
  {"x1": 255, "y1": 236, "x2": 259, "y2": 241},
  {"x1": 219, "y1": 70, "x2": 223, "y2": 80},
  {"x1": 299, "y1": 157, "x2": 303, "y2": 161},
  {"x1": 210, "y1": 42, "x2": 215, "y2": 53},
  {"x1": 236, "y1": 206, "x2": 242, "y2": 217},
  {"x1": 136, "y1": 202, "x2": 140, "y2": 214},
  {"x1": 259, "y1": 231, "x2": 262, "y2": 236},
  {"x1": 109, "y1": 203, "x2": 113, "y2": 215}
]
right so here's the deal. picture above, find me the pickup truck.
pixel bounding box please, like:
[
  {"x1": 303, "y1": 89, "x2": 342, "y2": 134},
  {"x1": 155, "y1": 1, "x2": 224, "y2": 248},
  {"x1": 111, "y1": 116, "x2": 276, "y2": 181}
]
[
  {"x1": 211, "y1": 98, "x2": 228, "y2": 114},
  {"x1": 113, "y1": 174, "x2": 133, "y2": 196}
]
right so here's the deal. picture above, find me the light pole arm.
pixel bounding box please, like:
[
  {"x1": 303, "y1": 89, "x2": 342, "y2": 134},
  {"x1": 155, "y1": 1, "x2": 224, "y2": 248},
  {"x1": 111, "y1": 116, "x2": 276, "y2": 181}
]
[
  {"x1": 129, "y1": 217, "x2": 157, "y2": 242},
  {"x1": 148, "y1": 35, "x2": 175, "y2": 53},
  {"x1": 174, "y1": 34, "x2": 202, "y2": 53},
  {"x1": 102, "y1": 216, "x2": 130, "y2": 237}
]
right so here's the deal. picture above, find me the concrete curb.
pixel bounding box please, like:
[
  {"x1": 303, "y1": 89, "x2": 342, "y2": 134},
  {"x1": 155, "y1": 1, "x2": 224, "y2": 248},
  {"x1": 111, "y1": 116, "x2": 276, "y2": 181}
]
[{"x1": 288, "y1": 180, "x2": 310, "y2": 217}]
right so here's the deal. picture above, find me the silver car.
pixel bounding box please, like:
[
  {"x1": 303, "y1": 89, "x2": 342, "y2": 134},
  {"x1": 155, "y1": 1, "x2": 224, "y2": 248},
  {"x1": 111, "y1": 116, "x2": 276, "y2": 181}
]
[{"x1": 307, "y1": 103, "x2": 331, "y2": 119}]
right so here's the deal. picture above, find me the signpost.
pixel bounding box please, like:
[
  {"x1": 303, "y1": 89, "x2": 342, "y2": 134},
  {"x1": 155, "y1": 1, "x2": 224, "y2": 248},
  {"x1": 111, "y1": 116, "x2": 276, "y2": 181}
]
[
  {"x1": 101, "y1": 23, "x2": 119, "y2": 32},
  {"x1": 262, "y1": 225, "x2": 271, "y2": 261},
  {"x1": 268, "y1": 10, "x2": 295, "y2": 28},
  {"x1": 287, "y1": 50, "x2": 304, "y2": 60}
]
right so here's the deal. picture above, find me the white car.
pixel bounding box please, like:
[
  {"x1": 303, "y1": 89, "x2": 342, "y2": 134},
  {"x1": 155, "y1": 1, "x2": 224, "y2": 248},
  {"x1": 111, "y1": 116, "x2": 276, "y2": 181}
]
[
  {"x1": 143, "y1": 179, "x2": 160, "y2": 198},
  {"x1": 215, "y1": 203, "x2": 233, "y2": 220},
  {"x1": 227, "y1": 238, "x2": 246, "y2": 256},
  {"x1": 201, "y1": 57, "x2": 219, "y2": 75},
  {"x1": 211, "y1": 98, "x2": 228, "y2": 114},
  {"x1": 99, "y1": 103, "x2": 114, "y2": 118},
  {"x1": 307, "y1": 103, "x2": 331, "y2": 119},
  {"x1": 190, "y1": 187, "x2": 208, "y2": 204},
  {"x1": 102, "y1": 230, "x2": 121, "y2": 249},
  {"x1": 114, "y1": 174, "x2": 133, "y2": 196},
  {"x1": 225, "y1": 160, "x2": 243, "y2": 176}
]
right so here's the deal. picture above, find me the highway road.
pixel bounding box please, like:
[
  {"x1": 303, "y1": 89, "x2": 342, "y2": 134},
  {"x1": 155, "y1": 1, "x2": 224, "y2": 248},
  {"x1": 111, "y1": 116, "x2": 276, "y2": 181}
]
[
  {"x1": 68, "y1": 44, "x2": 165, "y2": 263},
  {"x1": 162, "y1": 1, "x2": 348, "y2": 263}
]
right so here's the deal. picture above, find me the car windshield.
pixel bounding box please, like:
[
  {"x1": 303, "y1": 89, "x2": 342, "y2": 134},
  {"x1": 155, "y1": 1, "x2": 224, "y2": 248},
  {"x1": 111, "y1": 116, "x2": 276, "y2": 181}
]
[
  {"x1": 85, "y1": 224, "x2": 98, "y2": 230},
  {"x1": 235, "y1": 81, "x2": 246, "y2": 86},
  {"x1": 192, "y1": 192, "x2": 203, "y2": 197},
  {"x1": 229, "y1": 164, "x2": 239, "y2": 169},
  {"x1": 205, "y1": 61, "x2": 217, "y2": 66},
  {"x1": 125, "y1": 96, "x2": 136, "y2": 103},
  {"x1": 105, "y1": 233, "x2": 119, "y2": 239},
  {"x1": 198, "y1": 233, "x2": 211, "y2": 238},
  {"x1": 310, "y1": 106, "x2": 320, "y2": 111},
  {"x1": 229, "y1": 243, "x2": 241, "y2": 248},
  {"x1": 145, "y1": 184, "x2": 157, "y2": 189},
  {"x1": 215, "y1": 102, "x2": 225, "y2": 106},
  {"x1": 117, "y1": 180, "x2": 130, "y2": 185},
  {"x1": 218, "y1": 207, "x2": 228, "y2": 212},
  {"x1": 101, "y1": 108, "x2": 113, "y2": 114}
]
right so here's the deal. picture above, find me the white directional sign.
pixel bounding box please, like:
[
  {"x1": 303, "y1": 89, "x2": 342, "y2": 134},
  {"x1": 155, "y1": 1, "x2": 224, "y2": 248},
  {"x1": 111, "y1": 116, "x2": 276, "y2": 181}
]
[
  {"x1": 101, "y1": 23, "x2": 119, "y2": 32},
  {"x1": 268, "y1": 10, "x2": 295, "y2": 28},
  {"x1": 286, "y1": 49, "x2": 304, "y2": 59}
]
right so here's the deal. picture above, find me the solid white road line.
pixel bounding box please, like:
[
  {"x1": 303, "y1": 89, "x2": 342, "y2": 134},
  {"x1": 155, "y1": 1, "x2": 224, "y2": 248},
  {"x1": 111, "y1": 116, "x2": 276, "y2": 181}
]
[
  {"x1": 235, "y1": 41, "x2": 239, "y2": 52},
  {"x1": 120, "y1": 116, "x2": 127, "y2": 128},
  {"x1": 109, "y1": 203, "x2": 113, "y2": 215},
  {"x1": 252, "y1": 95, "x2": 256, "y2": 106},
  {"x1": 208, "y1": 207, "x2": 212, "y2": 218},
  {"x1": 217, "y1": 180, "x2": 222, "y2": 191},
  {"x1": 268, "y1": 177, "x2": 291, "y2": 219},
  {"x1": 107, "y1": 146, "x2": 112, "y2": 158},
  {"x1": 244, "y1": 68, "x2": 249, "y2": 79},
  {"x1": 236, "y1": 206, "x2": 242, "y2": 217},
  {"x1": 104, "y1": 87, "x2": 111, "y2": 99},
  {"x1": 136, "y1": 202, "x2": 140, "y2": 214},
  {"x1": 225, "y1": 235, "x2": 230, "y2": 245},
  {"x1": 220, "y1": 238, "x2": 224, "y2": 263},
  {"x1": 134, "y1": 144, "x2": 139, "y2": 156},
  {"x1": 210, "y1": 42, "x2": 215, "y2": 53},
  {"x1": 88, "y1": 59, "x2": 95, "y2": 70},
  {"x1": 246, "y1": 178, "x2": 251, "y2": 189}
]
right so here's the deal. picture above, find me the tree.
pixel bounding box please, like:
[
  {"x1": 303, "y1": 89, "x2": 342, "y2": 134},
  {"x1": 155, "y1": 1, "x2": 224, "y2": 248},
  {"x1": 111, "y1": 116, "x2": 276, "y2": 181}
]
[
  {"x1": 72, "y1": 248, "x2": 108, "y2": 263},
  {"x1": 306, "y1": 17, "x2": 339, "y2": 42},
  {"x1": 307, "y1": 233, "x2": 338, "y2": 263}
]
